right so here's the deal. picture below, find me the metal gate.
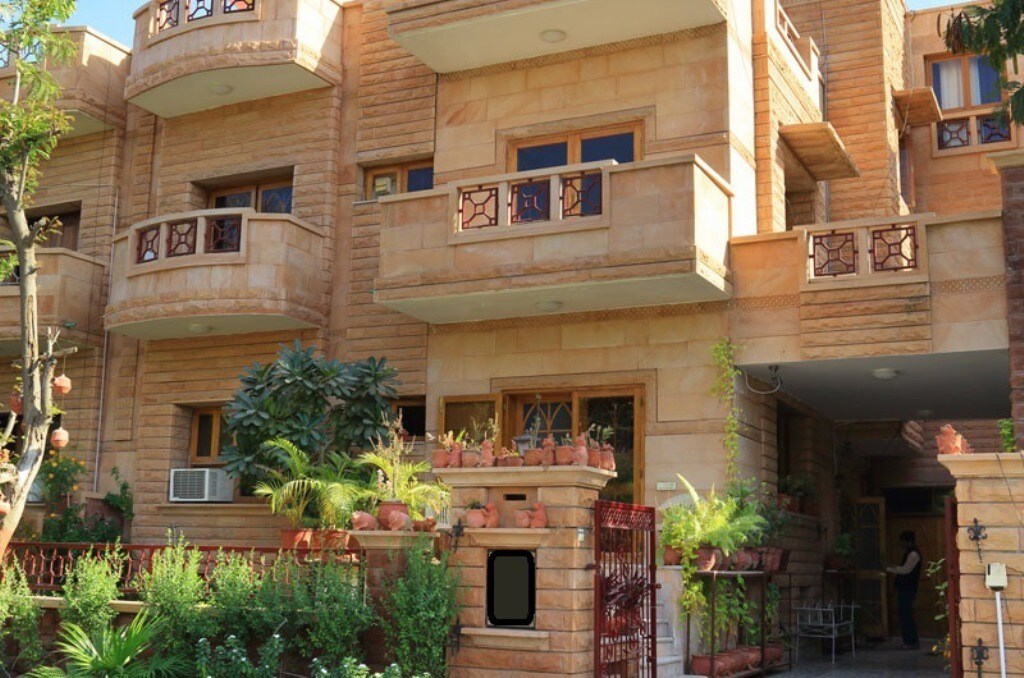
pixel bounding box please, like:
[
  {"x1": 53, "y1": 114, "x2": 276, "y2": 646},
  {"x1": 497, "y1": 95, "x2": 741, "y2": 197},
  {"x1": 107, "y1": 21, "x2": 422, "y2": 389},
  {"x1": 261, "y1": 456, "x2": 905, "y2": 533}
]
[
  {"x1": 594, "y1": 500, "x2": 657, "y2": 677},
  {"x1": 945, "y1": 496, "x2": 963, "y2": 678}
]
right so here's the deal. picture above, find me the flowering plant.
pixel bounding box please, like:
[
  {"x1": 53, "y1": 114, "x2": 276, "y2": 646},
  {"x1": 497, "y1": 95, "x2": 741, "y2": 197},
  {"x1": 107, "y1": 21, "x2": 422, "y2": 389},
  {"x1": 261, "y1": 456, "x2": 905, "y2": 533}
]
[{"x1": 41, "y1": 451, "x2": 86, "y2": 503}]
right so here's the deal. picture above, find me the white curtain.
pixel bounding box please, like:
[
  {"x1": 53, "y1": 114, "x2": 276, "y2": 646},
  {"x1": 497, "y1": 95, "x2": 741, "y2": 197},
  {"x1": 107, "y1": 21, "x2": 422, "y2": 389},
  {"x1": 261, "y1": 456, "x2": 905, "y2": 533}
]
[{"x1": 935, "y1": 60, "x2": 964, "y2": 109}]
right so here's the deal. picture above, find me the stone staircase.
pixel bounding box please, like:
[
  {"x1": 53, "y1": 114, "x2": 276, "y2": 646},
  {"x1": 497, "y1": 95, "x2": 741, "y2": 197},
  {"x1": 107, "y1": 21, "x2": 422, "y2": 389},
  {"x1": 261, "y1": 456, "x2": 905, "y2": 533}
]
[{"x1": 655, "y1": 590, "x2": 689, "y2": 677}]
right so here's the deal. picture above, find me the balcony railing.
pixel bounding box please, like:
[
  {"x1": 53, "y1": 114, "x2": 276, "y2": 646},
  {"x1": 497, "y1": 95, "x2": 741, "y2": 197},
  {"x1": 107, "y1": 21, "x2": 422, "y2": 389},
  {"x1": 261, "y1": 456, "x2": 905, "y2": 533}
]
[
  {"x1": 156, "y1": 0, "x2": 257, "y2": 34},
  {"x1": 457, "y1": 162, "x2": 611, "y2": 231},
  {"x1": 804, "y1": 218, "x2": 925, "y2": 282},
  {"x1": 133, "y1": 210, "x2": 245, "y2": 265},
  {"x1": 938, "y1": 112, "x2": 1012, "y2": 151}
]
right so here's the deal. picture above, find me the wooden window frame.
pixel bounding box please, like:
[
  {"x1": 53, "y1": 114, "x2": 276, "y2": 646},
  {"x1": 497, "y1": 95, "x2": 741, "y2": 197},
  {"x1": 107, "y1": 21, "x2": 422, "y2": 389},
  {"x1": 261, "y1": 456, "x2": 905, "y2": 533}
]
[
  {"x1": 925, "y1": 53, "x2": 1005, "y2": 113},
  {"x1": 364, "y1": 161, "x2": 434, "y2": 200},
  {"x1": 208, "y1": 179, "x2": 293, "y2": 213},
  {"x1": 189, "y1": 406, "x2": 227, "y2": 467},
  {"x1": 506, "y1": 121, "x2": 644, "y2": 172},
  {"x1": 926, "y1": 53, "x2": 1015, "y2": 155}
]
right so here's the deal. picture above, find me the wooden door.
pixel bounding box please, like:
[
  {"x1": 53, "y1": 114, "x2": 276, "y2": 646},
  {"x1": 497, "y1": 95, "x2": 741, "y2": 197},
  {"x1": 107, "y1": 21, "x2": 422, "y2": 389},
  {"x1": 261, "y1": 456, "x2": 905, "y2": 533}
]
[
  {"x1": 887, "y1": 515, "x2": 945, "y2": 639},
  {"x1": 853, "y1": 497, "x2": 888, "y2": 639}
]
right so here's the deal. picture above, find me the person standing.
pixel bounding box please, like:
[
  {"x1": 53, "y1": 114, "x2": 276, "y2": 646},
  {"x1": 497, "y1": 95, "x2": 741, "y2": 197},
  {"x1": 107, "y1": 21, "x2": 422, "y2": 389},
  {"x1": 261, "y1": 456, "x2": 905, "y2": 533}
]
[{"x1": 886, "y1": 530, "x2": 922, "y2": 650}]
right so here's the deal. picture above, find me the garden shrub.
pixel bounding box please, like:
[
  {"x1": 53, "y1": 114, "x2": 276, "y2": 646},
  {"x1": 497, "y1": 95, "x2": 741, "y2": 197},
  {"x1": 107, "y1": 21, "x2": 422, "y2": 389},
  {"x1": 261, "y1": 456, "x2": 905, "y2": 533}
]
[
  {"x1": 0, "y1": 561, "x2": 43, "y2": 669},
  {"x1": 60, "y1": 548, "x2": 122, "y2": 638},
  {"x1": 196, "y1": 633, "x2": 285, "y2": 678},
  {"x1": 135, "y1": 535, "x2": 215, "y2": 654},
  {"x1": 379, "y1": 541, "x2": 460, "y2": 677},
  {"x1": 209, "y1": 550, "x2": 262, "y2": 643},
  {"x1": 296, "y1": 561, "x2": 373, "y2": 663},
  {"x1": 309, "y1": 658, "x2": 413, "y2": 678}
]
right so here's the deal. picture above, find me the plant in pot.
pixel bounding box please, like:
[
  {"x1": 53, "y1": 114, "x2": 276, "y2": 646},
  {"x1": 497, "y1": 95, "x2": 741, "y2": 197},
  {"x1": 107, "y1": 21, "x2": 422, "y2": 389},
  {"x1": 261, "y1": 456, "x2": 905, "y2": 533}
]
[
  {"x1": 755, "y1": 484, "x2": 791, "y2": 573},
  {"x1": 825, "y1": 532, "x2": 855, "y2": 571},
  {"x1": 254, "y1": 439, "x2": 372, "y2": 548},
  {"x1": 360, "y1": 418, "x2": 449, "y2": 528},
  {"x1": 497, "y1": 447, "x2": 524, "y2": 468},
  {"x1": 464, "y1": 499, "x2": 487, "y2": 528},
  {"x1": 779, "y1": 472, "x2": 819, "y2": 515}
]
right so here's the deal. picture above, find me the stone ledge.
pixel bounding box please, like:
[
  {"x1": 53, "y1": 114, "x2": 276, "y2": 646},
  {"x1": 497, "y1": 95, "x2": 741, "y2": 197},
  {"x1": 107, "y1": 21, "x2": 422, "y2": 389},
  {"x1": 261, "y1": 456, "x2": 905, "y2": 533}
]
[
  {"x1": 460, "y1": 627, "x2": 550, "y2": 651},
  {"x1": 464, "y1": 528, "x2": 554, "y2": 549},
  {"x1": 350, "y1": 531, "x2": 438, "y2": 550},
  {"x1": 938, "y1": 453, "x2": 1024, "y2": 478},
  {"x1": 436, "y1": 466, "x2": 616, "y2": 489},
  {"x1": 33, "y1": 596, "x2": 145, "y2": 614},
  {"x1": 152, "y1": 503, "x2": 272, "y2": 516}
]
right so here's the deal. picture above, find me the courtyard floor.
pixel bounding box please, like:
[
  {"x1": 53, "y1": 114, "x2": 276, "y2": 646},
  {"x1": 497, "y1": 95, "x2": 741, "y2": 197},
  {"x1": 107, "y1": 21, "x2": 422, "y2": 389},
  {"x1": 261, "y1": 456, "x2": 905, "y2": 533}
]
[{"x1": 786, "y1": 641, "x2": 947, "y2": 677}]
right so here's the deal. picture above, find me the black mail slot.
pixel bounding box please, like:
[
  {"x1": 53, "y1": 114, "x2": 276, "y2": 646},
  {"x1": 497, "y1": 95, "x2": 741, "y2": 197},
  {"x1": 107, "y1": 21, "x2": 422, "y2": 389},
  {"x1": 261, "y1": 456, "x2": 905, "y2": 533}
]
[{"x1": 486, "y1": 550, "x2": 535, "y2": 627}]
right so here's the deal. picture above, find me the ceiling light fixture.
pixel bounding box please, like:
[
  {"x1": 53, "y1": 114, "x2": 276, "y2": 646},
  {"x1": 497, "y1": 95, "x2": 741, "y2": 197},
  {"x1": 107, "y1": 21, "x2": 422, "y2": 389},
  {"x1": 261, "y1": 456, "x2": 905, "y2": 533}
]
[
  {"x1": 540, "y1": 29, "x2": 567, "y2": 44},
  {"x1": 536, "y1": 300, "x2": 562, "y2": 313},
  {"x1": 207, "y1": 83, "x2": 234, "y2": 96},
  {"x1": 870, "y1": 367, "x2": 900, "y2": 381},
  {"x1": 187, "y1": 323, "x2": 212, "y2": 335}
]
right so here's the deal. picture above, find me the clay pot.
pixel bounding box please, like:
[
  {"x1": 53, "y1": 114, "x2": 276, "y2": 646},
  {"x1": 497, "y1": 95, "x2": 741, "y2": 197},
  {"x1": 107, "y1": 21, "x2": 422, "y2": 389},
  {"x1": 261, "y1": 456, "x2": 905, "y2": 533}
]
[
  {"x1": 447, "y1": 446, "x2": 462, "y2": 468},
  {"x1": 738, "y1": 645, "x2": 762, "y2": 669},
  {"x1": 312, "y1": 529, "x2": 349, "y2": 549},
  {"x1": 936, "y1": 424, "x2": 972, "y2": 455},
  {"x1": 514, "y1": 509, "x2": 532, "y2": 528},
  {"x1": 541, "y1": 446, "x2": 555, "y2": 466},
  {"x1": 528, "y1": 502, "x2": 547, "y2": 528},
  {"x1": 50, "y1": 427, "x2": 69, "y2": 449},
  {"x1": 480, "y1": 441, "x2": 495, "y2": 467},
  {"x1": 280, "y1": 528, "x2": 315, "y2": 549},
  {"x1": 524, "y1": 448, "x2": 544, "y2": 466},
  {"x1": 376, "y1": 500, "x2": 408, "y2": 528},
  {"x1": 777, "y1": 493, "x2": 796, "y2": 511},
  {"x1": 663, "y1": 546, "x2": 683, "y2": 566},
  {"x1": 461, "y1": 450, "x2": 481, "y2": 468},
  {"x1": 412, "y1": 518, "x2": 436, "y2": 532},
  {"x1": 825, "y1": 553, "x2": 852, "y2": 571},
  {"x1": 689, "y1": 655, "x2": 727, "y2": 677},
  {"x1": 386, "y1": 512, "x2": 414, "y2": 531},
  {"x1": 765, "y1": 642, "x2": 784, "y2": 664},
  {"x1": 732, "y1": 548, "x2": 758, "y2": 571},
  {"x1": 8, "y1": 393, "x2": 21, "y2": 415},
  {"x1": 587, "y1": 447, "x2": 601, "y2": 467},
  {"x1": 600, "y1": 447, "x2": 616, "y2": 471},
  {"x1": 720, "y1": 650, "x2": 746, "y2": 674},
  {"x1": 465, "y1": 508, "x2": 487, "y2": 528},
  {"x1": 52, "y1": 373, "x2": 72, "y2": 395},
  {"x1": 694, "y1": 545, "x2": 719, "y2": 572},
  {"x1": 484, "y1": 502, "x2": 500, "y2": 528},
  {"x1": 759, "y1": 546, "x2": 785, "y2": 573},
  {"x1": 351, "y1": 511, "x2": 379, "y2": 531},
  {"x1": 432, "y1": 449, "x2": 449, "y2": 468},
  {"x1": 554, "y1": 446, "x2": 574, "y2": 466},
  {"x1": 503, "y1": 456, "x2": 524, "y2": 467}
]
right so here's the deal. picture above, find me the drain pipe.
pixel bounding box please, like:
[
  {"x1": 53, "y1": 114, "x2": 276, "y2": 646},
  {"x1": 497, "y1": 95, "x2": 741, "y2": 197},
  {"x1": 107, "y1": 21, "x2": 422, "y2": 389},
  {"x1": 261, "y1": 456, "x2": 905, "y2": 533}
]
[
  {"x1": 986, "y1": 562, "x2": 1008, "y2": 678},
  {"x1": 92, "y1": 188, "x2": 118, "y2": 494}
]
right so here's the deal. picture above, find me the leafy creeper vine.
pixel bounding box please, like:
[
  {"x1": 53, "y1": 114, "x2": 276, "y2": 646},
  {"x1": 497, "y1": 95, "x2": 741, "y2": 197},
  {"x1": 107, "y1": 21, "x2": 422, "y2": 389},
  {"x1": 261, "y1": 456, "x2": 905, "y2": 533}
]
[{"x1": 712, "y1": 338, "x2": 741, "y2": 482}]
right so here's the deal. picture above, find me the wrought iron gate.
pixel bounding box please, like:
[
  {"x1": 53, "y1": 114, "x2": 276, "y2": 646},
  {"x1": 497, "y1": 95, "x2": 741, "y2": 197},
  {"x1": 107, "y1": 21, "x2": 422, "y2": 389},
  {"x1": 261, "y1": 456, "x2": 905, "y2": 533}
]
[
  {"x1": 594, "y1": 500, "x2": 657, "y2": 677},
  {"x1": 945, "y1": 496, "x2": 963, "y2": 678}
]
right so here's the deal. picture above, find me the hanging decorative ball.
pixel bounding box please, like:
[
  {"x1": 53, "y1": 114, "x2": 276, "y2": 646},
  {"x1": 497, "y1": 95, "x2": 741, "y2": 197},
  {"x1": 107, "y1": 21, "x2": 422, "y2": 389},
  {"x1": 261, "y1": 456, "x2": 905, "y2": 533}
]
[
  {"x1": 50, "y1": 427, "x2": 69, "y2": 450},
  {"x1": 52, "y1": 374, "x2": 72, "y2": 396},
  {"x1": 7, "y1": 393, "x2": 21, "y2": 415}
]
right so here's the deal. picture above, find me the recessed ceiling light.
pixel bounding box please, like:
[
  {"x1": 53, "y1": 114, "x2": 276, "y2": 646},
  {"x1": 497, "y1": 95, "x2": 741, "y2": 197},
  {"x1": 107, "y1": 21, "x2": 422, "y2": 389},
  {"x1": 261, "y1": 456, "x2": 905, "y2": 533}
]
[
  {"x1": 187, "y1": 323, "x2": 212, "y2": 335},
  {"x1": 917, "y1": 409, "x2": 933, "y2": 418},
  {"x1": 536, "y1": 300, "x2": 562, "y2": 312},
  {"x1": 207, "y1": 83, "x2": 234, "y2": 96},
  {"x1": 870, "y1": 367, "x2": 899, "y2": 381},
  {"x1": 540, "y1": 29, "x2": 567, "y2": 44}
]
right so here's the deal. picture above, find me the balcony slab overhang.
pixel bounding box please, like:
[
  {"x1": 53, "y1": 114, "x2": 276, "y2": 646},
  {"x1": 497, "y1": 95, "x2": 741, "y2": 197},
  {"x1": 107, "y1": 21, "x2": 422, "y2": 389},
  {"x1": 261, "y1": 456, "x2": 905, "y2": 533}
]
[
  {"x1": 385, "y1": 0, "x2": 727, "y2": 73},
  {"x1": 106, "y1": 313, "x2": 316, "y2": 341},
  {"x1": 779, "y1": 122, "x2": 859, "y2": 181},
  {"x1": 893, "y1": 87, "x2": 943, "y2": 127}
]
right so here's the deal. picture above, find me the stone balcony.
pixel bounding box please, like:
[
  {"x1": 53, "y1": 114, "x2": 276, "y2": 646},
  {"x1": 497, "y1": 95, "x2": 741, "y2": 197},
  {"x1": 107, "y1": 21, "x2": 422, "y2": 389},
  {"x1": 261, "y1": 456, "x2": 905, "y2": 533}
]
[
  {"x1": 0, "y1": 28, "x2": 129, "y2": 137},
  {"x1": 106, "y1": 208, "x2": 326, "y2": 339},
  {"x1": 126, "y1": 0, "x2": 343, "y2": 117},
  {"x1": 374, "y1": 155, "x2": 733, "y2": 324},
  {"x1": 384, "y1": 0, "x2": 726, "y2": 73},
  {"x1": 0, "y1": 249, "x2": 106, "y2": 355}
]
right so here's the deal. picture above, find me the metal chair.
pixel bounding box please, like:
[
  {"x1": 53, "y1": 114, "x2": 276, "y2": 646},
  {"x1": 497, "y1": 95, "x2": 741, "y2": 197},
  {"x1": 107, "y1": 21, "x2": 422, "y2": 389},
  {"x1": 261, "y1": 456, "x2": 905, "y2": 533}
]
[{"x1": 794, "y1": 602, "x2": 857, "y2": 663}]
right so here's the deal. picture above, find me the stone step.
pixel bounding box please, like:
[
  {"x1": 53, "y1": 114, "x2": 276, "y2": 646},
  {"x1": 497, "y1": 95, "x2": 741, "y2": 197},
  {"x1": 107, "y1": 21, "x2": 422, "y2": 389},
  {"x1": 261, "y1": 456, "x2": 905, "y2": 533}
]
[{"x1": 656, "y1": 654, "x2": 687, "y2": 678}]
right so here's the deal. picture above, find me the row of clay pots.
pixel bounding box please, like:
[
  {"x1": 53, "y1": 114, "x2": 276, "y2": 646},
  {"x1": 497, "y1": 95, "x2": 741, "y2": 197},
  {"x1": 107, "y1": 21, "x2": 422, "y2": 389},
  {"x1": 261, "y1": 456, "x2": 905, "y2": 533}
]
[
  {"x1": 690, "y1": 643, "x2": 785, "y2": 677},
  {"x1": 463, "y1": 502, "x2": 549, "y2": 529},
  {"x1": 433, "y1": 436, "x2": 616, "y2": 471},
  {"x1": 663, "y1": 545, "x2": 790, "y2": 574}
]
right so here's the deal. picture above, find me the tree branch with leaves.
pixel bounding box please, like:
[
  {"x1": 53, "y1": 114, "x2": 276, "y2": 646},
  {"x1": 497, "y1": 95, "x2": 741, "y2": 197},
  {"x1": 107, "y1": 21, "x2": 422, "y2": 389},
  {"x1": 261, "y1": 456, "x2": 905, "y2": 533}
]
[{"x1": 0, "y1": 0, "x2": 78, "y2": 556}]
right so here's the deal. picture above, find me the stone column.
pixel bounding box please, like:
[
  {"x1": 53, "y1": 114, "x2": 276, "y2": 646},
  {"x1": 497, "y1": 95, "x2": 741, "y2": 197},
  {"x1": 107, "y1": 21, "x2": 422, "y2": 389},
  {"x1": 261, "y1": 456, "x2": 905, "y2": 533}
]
[
  {"x1": 436, "y1": 466, "x2": 615, "y2": 678},
  {"x1": 939, "y1": 453, "x2": 1024, "y2": 677}
]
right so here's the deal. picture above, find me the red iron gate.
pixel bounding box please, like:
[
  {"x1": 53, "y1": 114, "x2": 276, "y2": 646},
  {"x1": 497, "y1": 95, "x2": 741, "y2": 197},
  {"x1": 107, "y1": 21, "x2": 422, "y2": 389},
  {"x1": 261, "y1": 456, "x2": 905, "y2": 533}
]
[
  {"x1": 945, "y1": 496, "x2": 963, "y2": 678},
  {"x1": 594, "y1": 500, "x2": 657, "y2": 677}
]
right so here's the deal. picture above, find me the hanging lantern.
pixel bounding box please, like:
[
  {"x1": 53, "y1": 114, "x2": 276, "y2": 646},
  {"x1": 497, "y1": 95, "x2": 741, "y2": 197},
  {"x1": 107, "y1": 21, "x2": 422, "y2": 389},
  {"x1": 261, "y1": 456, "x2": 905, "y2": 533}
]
[
  {"x1": 7, "y1": 393, "x2": 21, "y2": 415},
  {"x1": 52, "y1": 374, "x2": 72, "y2": 396},
  {"x1": 50, "y1": 427, "x2": 69, "y2": 450}
]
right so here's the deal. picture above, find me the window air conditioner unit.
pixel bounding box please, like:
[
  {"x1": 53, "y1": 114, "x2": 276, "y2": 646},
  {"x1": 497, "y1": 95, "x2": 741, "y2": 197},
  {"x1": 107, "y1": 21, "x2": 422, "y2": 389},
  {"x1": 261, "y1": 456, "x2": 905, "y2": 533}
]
[{"x1": 169, "y1": 468, "x2": 234, "y2": 503}]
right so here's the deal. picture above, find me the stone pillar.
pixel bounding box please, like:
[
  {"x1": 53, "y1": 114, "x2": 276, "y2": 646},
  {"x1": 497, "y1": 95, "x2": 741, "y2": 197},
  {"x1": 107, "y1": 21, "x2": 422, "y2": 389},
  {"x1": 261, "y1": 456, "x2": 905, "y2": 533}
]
[
  {"x1": 436, "y1": 466, "x2": 615, "y2": 678},
  {"x1": 938, "y1": 453, "x2": 1024, "y2": 677},
  {"x1": 992, "y1": 151, "x2": 1024, "y2": 447}
]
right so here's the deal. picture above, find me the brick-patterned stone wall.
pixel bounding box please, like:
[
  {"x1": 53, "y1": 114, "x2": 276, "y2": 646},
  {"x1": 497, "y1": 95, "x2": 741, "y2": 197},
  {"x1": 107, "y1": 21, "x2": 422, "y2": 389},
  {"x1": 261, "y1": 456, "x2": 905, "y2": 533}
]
[{"x1": 1001, "y1": 164, "x2": 1024, "y2": 439}]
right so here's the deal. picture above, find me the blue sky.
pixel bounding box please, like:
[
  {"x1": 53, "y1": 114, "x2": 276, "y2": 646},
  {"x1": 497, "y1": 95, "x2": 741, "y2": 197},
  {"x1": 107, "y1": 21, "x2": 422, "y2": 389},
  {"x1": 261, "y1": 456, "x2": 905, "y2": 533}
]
[{"x1": 70, "y1": 0, "x2": 965, "y2": 49}]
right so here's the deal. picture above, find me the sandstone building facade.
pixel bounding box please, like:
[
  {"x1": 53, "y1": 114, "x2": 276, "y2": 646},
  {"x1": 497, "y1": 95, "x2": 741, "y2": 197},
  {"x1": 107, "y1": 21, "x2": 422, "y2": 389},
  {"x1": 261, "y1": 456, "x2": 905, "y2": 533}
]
[{"x1": 1, "y1": 0, "x2": 1021, "y2": 671}]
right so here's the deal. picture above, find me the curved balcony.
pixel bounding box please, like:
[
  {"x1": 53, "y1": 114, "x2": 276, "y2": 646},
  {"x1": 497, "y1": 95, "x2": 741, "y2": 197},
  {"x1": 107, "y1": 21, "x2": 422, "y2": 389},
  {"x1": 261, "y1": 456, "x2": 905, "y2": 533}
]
[
  {"x1": 106, "y1": 209, "x2": 326, "y2": 340},
  {"x1": 375, "y1": 155, "x2": 732, "y2": 324},
  {"x1": 126, "y1": 0, "x2": 343, "y2": 118},
  {"x1": 0, "y1": 249, "x2": 106, "y2": 356}
]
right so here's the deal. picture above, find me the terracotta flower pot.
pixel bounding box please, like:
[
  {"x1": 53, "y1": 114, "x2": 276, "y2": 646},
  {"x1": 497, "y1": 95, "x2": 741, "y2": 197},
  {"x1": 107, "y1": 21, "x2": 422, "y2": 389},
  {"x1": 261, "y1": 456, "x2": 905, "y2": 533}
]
[
  {"x1": 759, "y1": 546, "x2": 785, "y2": 573},
  {"x1": 554, "y1": 446, "x2": 574, "y2": 466},
  {"x1": 587, "y1": 448, "x2": 601, "y2": 467},
  {"x1": 376, "y1": 500, "x2": 408, "y2": 528},
  {"x1": 514, "y1": 509, "x2": 532, "y2": 528},
  {"x1": 503, "y1": 456, "x2": 524, "y2": 467},
  {"x1": 412, "y1": 518, "x2": 436, "y2": 532},
  {"x1": 689, "y1": 654, "x2": 728, "y2": 677},
  {"x1": 694, "y1": 545, "x2": 719, "y2": 572},
  {"x1": 542, "y1": 446, "x2": 555, "y2": 465},
  {"x1": 720, "y1": 650, "x2": 746, "y2": 674},
  {"x1": 8, "y1": 393, "x2": 21, "y2": 415},
  {"x1": 825, "y1": 553, "x2": 851, "y2": 571},
  {"x1": 466, "y1": 508, "x2": 487, "y2": 528},
  {"x1": 600, "y1": 448, "x2": 616, "y2": 471},
  {"x1": 733, "y1": 548, "x2": 758, "y2": 571},
  {"x1": 447, "y1": 447, "x2": 462, "y2": 468},
  {"x1": 524, "y1": 449, "x2": 544, "y2": 466},
  {"x1": 663, "y1": 545, "x2": 683, "y2": 566},
  {"x1": 280, "y1": 528, "x2": 315, "y2": 549},
  {"x1": 777, "y1": 492, "x2": 796, "y2": 511},
  {"x1": 765, "y1": 642, "x2": 784, "y2": 664},
  {"x1": 738, "y1": 645, "x2": 762, "y2": 669},
  {"x1": 50, "y1": 427, "x2": 69, "y2": 449},
  {"x1": 52, "y1": 373, "x2": 72, "y2": 395},
  {"x1": 313, "y1": 529, "x2": 349, "y2": 549},
  {"x1": 432, "y1": 449, "x2": 449, "y2": 468},
  {"x1": 461, "y1": 450, "x2": 481, "y2": 468},
  {"x1": 351, "y1": 511, "x2": 379, "y2": 531}
]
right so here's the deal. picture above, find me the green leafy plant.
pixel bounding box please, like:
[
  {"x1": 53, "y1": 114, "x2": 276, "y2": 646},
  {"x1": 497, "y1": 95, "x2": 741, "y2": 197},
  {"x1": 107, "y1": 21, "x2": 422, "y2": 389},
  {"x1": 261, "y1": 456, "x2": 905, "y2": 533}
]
[
  {"x1": 297, "y1": 561, "x2": 374, "y2": 663},
  {"x1": 28, "y1": 609, "x2": 190, "y2": 677},
  {"x1": 207, "y1": 550, "x2": 263, "y2": 644},
  {"x1": 195, "y1": 633, "x2": 285, "y2": 678},
  {"x1": 40, "y1": 451, "x2": 86, "y2": 503},
  {"x1": 0, "y1": 560, "x2": 43, "y2": 670},
  {"x1": 1000, "y1": 419, "x2": 1016, "y2": 453},
  {"x1": 712, "y1": 339, "x2": 741, "y2": 482},
  {"x1": 379, "y1": 539, "x2": 461, "y2": 676},
  {"x1": 134, "y1": 535, "x2": 216, "y2": 656},
  {"x1": 222, "y1": 342, "x2": 398, "y2": 480},
  {"x1": 254, "y1": 440, "x2": 372, "y2": 529},
  {"x1": 102, "y1": 466, "x2": 134, "y2": 521},
  {"x1": 60, "y1": 548, "x2": 123, "y2": 639},
  {"x1": 926, "y1": 558, "x2": 951, "y2": 667},
  {"x1": 831, "y1": 532, "x2": 855, "y2": 559},
  {"x1": 779, "y1": 472, "x2": 818, "y2": 502},
  {"x1": 360, "y1": 419, "x2": 449, "y2": 519},
  {"x1": 309, "y1": 659, "x2": 415, "y2": 678},
  {"x1": 42, "y1": 505, "x2": 121, "y2": 543}
]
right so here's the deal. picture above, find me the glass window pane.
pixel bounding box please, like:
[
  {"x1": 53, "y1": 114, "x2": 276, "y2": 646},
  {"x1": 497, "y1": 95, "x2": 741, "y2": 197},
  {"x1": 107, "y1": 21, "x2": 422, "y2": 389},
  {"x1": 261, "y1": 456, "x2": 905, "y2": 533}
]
[
  {"x1": 932, "y1": 60, "x2": 964, "y2": 110},
  {"x1": 970, "y1": 56, "x2": 1002, "y2": 106},
  {"x1": 516, "y1": 142, "x2": 568, "y2": 171},
  {"x1": 443, "y1": 400, "x2": 496, "y2": 438},
  {"x1": 580, "y1": 395, "x2": 636, "y2": 504},
  {"x1": 214, "y1": 191, "x2": 253, "y2": 209},
  {"x1": 195, "y1": 414, "x2": 214, "y2": 458},
  {"x1": 581, "y1": 132, "x2": 635, "y2": 164},
  {"x1": 217, "y1": 414, "x2": 232, "y2": 455},
  {"x1": 259, "y1": 186, "x2": 292, "y2": 214},
  {"x1": 47, "y1": 211, "x2": 80, "y2": 250},
  {"x1": 407, "y1": 166, "x2": 434, "y2": 192}
]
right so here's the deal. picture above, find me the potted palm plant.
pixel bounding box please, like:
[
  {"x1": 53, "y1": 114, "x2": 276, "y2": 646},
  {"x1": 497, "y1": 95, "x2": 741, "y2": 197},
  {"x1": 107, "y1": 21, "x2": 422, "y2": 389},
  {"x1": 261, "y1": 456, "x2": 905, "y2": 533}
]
[{"x1": 360, "y1": 419, "x2": 449, "y2": 528}]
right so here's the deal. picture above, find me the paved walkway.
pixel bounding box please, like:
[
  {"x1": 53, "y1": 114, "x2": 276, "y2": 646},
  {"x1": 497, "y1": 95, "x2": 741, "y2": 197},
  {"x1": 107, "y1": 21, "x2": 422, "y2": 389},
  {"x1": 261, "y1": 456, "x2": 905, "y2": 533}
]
[{"x1": 785, "y1": 641, "x2": 947, "y2": 677}]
